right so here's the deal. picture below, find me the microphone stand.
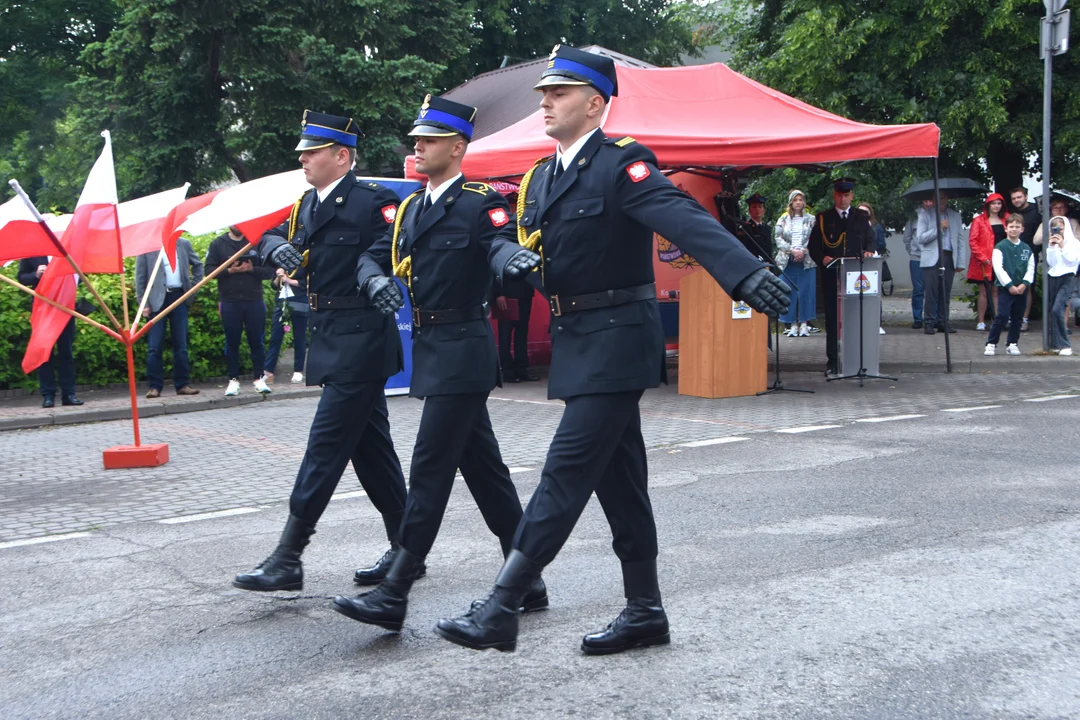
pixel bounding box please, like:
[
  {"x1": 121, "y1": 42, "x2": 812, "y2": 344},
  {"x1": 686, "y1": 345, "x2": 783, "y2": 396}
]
[
  {"x1": 735, "y1": 219, "x2": 813, "y2": 396},
  {"x1": 827, "y1": 251, "x2": 897, "y2": 387}
]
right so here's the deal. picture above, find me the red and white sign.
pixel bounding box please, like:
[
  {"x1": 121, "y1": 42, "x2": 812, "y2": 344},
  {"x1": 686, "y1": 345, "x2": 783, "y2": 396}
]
[
  {"x1": 626, "y1": 161, "x2": 650, "y2": 183},
  {"x1": 488, "y1": 208, "x2": 510, "y2": 227},
  {"x1": 382, "y1": 205, "x2": 397, "y2": 224}
]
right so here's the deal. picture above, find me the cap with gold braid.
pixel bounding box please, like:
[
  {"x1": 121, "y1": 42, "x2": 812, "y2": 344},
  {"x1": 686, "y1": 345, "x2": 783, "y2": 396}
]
[
  {"x1": 409, "y1": 94, "x2": 477, "y2": 141},
  {"x1": 534, "y1": 45, "x2": 619, "y2": 102},
  {"x1": 295, "y1": 110, "x2": 362, "y2": 151}
]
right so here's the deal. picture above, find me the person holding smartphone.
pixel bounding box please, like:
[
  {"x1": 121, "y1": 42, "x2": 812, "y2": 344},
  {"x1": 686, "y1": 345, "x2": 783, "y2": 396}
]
[{"x1": 1045, "y1": 215, "x2": 1080, "y2": 355}]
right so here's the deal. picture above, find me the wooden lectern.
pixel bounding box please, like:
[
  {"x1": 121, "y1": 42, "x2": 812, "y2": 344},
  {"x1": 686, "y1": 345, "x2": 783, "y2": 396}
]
[{"x1": 678, "y1": 269, "x2": 768, "y2": 398}]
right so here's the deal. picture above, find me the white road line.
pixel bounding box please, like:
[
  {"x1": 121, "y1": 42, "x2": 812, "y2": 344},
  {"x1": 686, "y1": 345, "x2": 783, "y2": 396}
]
[
  {"x1": 1023, "y1": 394, "x2": 1079, "y2": 403},
  {"x1": 676, "y1": 437, "x2": 750, "y2": 448},
  {"x1": 159, "y1": 508, "x2": 260, "y2": 524},
  {"x1": 854, "y1": 414, "x2": 927, "y2": 424},
  {"x1": 775, "y1": 425, "x2": 843, "y2": 434},
  {"x1": 0, "y1": 532, "x2": 91, "y2": 550},
  {"x1": 942, "y1": 405, "x2": 1002, "y2": 413},
  {"x1": 330, "y1": 491, "x2": 368, "y2": 501},
  {"x1": 508, "y1": 467, "x2": 534, "y2": 473}
]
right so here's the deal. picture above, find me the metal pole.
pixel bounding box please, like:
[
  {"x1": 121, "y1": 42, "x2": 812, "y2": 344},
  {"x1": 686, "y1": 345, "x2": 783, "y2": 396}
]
[
  {"x1": 932, "y1": 159, "x2": 952, "y2": 373},
  {"x1": 1041, "y1": 17, "x2": 1053, "y2": 351}
]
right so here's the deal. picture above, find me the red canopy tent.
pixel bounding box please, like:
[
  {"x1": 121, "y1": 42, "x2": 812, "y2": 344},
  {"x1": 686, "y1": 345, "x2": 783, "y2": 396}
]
[{"x1": 406, "y1": 62, "x2": 939, "y2": 179}]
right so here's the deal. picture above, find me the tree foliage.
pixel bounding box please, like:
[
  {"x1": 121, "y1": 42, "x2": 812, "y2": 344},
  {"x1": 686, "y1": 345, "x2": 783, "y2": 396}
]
[{"x1": 702, "y1": 0, "x2": 1080, "y2": 225}]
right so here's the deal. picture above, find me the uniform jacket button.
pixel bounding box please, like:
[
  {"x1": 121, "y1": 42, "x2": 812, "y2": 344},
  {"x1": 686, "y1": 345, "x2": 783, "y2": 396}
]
[
  {"x1": 413, "y1": 276, "x2": 419, "y2": 282},
  {"x1": 609, "y1": 318, "x2": 616, "y2": 323},
  {"x1": 578, "y1": 209, "x2": 585, "y2": 214},
  {"x1": 542, "y1": 221, "x2": 549, "y2": 228},
  {"x1": 556, "y1": 326, "x2": 563, "y2": 331}
]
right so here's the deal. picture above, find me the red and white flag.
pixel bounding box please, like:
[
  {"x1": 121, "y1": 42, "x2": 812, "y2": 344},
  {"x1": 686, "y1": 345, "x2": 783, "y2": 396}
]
[
  {"x1": 22, "y1": 131, "x2": 120, "y2": 374},
  {"x1": 0, "y1": 195, "x2": 57, "y2": 264}
]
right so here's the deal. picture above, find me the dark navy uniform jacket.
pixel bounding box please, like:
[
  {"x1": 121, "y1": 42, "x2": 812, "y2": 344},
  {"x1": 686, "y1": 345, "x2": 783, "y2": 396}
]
[
  {"x1": 259, "y1": 176, "x2": 403, "y2": 386},
  {"x1": 357, "y1": 176, "x2": 514, "y2": 399},
  {"x1": 807, "y1": 207, "x2": 874, "y2": 269},
  {"x1": 490, "y1": 130, "x2": 765, "y2": 400}
]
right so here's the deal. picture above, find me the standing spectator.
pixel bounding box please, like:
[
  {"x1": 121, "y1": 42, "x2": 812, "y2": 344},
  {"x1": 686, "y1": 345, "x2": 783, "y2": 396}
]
[
  {"x1": 917, "y1": 192, "x2": 969, "y2": 334},
  {"x1": 17, "y1": 257, "x2": 83, "y2": 408},
  {"x1": 774, "y1": 189, "x2": 816, "y2": 337},
  {"x1": 967, "y1": 193, "x2": 1008, "y2": 330},
  {"x1": 1044, "y1": 215, "x2": 1080, "y2": 355},
  {"x1": 858, "y1": 202, "x2": 888, "y2": 336},
  {"x1": 1035, "y1": 196, "x2": 1080, "y2": 332},
  {"x1": 204, "y1": 226, "x2": 274, "y2": 396},
  {"x1": 723, "y1": 193, "x2": 773, "y2": 261},
  {"x1": 135, "y1": 238, "x2": 204, "y2": 398},
  {"x1": 264, "y1": 266, "x2": 309, "y2": 384},
  {"x1": 903, "y1": 199, "x2": 933, "y2": 329},
  {"x1": 494, "y1": 274, "x2": 537, "y2": 382},
  {"x1": 1008, "y1": 187, "x2": 1042, "y2": 332},
  {"x1": 984, "y1": 215, "x2": 1034, "y2": 356}
]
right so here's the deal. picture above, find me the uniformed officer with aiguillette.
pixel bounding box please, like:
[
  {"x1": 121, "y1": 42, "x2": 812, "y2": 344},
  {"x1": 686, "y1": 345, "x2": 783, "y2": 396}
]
[
  {"x1": 434, "y1": 46, "x2": 791, "y2": 655},
  {"x1": 329, "y1": 96, "x2": 546, "y2": 632},
  {"x1": 233, "y1": 111, "x2": 414, "y2": 593}
]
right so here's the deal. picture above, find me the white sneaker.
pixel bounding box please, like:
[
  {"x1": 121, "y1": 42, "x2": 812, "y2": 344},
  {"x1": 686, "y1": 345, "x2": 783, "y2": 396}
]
[
  {"x1": 976, "y1": 322, "x2": 986, "y2": 331},
  {"x1": 798, "y1": 323, "x2": 810, "y2": 337},
  {"x1": 1006, "y1": 344, "x2": 1021, "y2": 355},
  {"x1": 1059, "y1": 347, "x2": 1073, "y2": 356},
  {"x1": 879, "y1": 327, "x2": 886, "y2": 335},
  {"x1": 225, "y1": 379, "x2": 240, "y2": 396},
  {"x1": 254, "y1": 377, "x2": 272, "y2": 394},
  {"x1": 291, "y1": 372, "x2": 304, "y2": 383},
  {"x1": 983, "y1": 343, "x2": 996, "y2": 356},
  {"x1": 783, "y1": 325, "x2": 796, "y2": 337}
]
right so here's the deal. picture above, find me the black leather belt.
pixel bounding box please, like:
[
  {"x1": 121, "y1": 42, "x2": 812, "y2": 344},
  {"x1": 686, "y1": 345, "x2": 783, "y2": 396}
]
[
  {"x1": 412, "y1": 304, "x2": 488, "y2": 327},
  {"x1": 307, "y1": 294, "x2": 366, "y2": 311},
  {"x1": 548, "y1": 283, "x2": 656, "y2": 317}
]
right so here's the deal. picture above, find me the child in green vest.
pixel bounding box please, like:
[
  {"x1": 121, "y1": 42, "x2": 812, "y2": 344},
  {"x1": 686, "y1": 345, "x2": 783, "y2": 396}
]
[{"x1": 984, "y1": 215, "x2": 1034, "y2": 356}]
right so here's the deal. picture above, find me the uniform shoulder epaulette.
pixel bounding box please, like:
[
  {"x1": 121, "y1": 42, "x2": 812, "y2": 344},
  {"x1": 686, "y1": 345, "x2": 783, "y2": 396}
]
[
  {"x1": 462, "y1": 181, "x2": 493, "y2": 196},
  {"x1": 608, "y1": 136, "x2": 637, "y2": 148},
  {"x1": 355, "y1": 180, "x2": 382, "y2": 191}
]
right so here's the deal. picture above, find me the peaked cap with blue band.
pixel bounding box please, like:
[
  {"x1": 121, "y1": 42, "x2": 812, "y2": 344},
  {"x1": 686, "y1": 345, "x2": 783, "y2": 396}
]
[
  {"x1": 534, "y1": 45, "x2": 619, "y2": 102},
  {"x1": 833, "y1": 176, "x2": 856, "y2": 192},
  {"x1": 295, "y1": 110, "x2": 362, "y2": 151},
  {"x1": 409, "y1": 95, "x2": 477, "y2": 141}
]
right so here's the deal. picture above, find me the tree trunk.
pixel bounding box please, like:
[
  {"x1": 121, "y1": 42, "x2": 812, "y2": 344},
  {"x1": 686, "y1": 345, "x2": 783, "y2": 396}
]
[{"x1": 986, "y1": 142, "x2": 1026, "y2": 196}]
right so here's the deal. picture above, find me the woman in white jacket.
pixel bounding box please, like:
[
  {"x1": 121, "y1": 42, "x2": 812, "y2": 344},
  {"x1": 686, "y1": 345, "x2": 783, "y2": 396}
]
[
  {"x1": 774, "y1": 190, "x2": 817, "y2": 336},
  {"x1": 1045, "y1": 215, "x2": 1080, "y2": 355}
]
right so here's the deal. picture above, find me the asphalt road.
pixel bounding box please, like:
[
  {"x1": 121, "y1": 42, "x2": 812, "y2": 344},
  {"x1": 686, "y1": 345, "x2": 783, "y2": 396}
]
[{"x1": 2, "y1": 380, "x2": 1079, "y2": 719}]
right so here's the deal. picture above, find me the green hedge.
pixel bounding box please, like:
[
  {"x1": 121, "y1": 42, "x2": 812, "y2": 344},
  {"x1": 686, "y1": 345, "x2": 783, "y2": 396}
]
[{"x1": 0, "y1": 232, "x2": 287, "y2": 391}]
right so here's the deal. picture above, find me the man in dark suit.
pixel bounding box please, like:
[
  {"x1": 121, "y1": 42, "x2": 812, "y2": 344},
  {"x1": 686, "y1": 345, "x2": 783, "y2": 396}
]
[
  {"x1": 722, "y1": 192, "x2": 774, "y2": 262},
  {"x1": 434, "y1": 45, "x2": 790, "y2": 655},
  {"x1": 331, "y1": 95, "x2": 546, "y2": 632},
  {"x1": 807, "y1": 178, "x2": 875, "y2": 376},
  {"x1": 17, "y1": 257, "x2": 83, "y2": 408},
  {"x1": 232, "y1": 110, "x2": 411, "y2": 593},
  {"x1": 134, "y1": 237, "x2": 204, "y2": 398}
]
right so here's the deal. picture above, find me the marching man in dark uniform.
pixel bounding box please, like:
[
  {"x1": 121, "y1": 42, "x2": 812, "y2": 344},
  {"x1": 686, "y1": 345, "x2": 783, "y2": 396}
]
[
  {"x1": 807, "y1": 177, "x2": 874, "y2": 376},
  {"x1": 233, "y1": 111, "x2": 412, "y2": 592},
  {"x1": 434, "y1": 45, "x2": 790, "y2": 655},
  {"x1": 330, "y1": 96, "x2": 546, "y2": 632}
]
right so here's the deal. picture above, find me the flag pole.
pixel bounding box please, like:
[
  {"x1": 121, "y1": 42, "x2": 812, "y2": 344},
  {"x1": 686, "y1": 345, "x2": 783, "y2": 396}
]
[
  {"x1": 0, "y1": 273, "x2": 123, "y2": 340},
  {"x1": 131, "y1": 252, "x2": 164, "y2": 334},
  {"x1": 132, "y1": 241, "x2": 256, "y2": 343},
  {"x1": 8, "y1": 180, "x2": 124, "y2": 333},
  {"x1": 114, "y1": 206, "x2": 131, "y2": 331}
]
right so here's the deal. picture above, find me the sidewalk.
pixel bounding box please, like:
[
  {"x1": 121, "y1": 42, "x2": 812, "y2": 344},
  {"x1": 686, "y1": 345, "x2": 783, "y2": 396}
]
[{"x1": 1, "y1": 295, "x2": 1074, "y2": 432}]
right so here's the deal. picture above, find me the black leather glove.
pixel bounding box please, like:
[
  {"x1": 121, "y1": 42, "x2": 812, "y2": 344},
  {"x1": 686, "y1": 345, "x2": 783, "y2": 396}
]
[
  {"x1": 363, "y1": 275, "x2": 404, "y2": 315},
  {"x1": 269, "y1": 244, "x2": 303, "y2": 273},
  {"x1": 733, "y1": 267, "x2": 791, "y2": 317},
  {"x1": 504, "y1": 248, "x2": 541, "y2": 277}
]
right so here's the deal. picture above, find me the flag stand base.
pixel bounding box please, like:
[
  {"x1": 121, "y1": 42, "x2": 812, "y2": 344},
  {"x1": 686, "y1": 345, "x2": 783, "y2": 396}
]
[{"x1": 103, "y1": 443, "x2": 169, "y2": 469}]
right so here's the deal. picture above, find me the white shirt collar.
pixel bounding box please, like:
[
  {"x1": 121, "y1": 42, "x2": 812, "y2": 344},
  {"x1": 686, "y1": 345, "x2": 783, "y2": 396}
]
[
  {"x1": 316, "y1": 172, "x2": 350, "y2": 203},
  {"x1": 426, "y1": 172, "x2": 463, "y2": 206},
  {"x1": 555, "y1": 128, "x2": 602, "y2": 172},
  {"x1": 836, "y1": 206, "x2": 849, "y2": 217}
]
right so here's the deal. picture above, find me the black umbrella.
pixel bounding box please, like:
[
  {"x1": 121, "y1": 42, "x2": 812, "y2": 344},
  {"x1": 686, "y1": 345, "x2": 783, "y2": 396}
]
[{"x1": 902, "y1": 178, "x2": 988, "y2": 202}]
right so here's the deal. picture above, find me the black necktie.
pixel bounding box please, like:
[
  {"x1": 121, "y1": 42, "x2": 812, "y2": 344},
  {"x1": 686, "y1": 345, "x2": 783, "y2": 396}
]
[
  {"x1": 840, "y1": 210, "x2": 847, "y2": 219},
  {"x1": 312, "y1": 195, "x2": 320, "y2": 217},
  {"x1": 419, "y1": 192, "x2": 432, "y2": 217},
  {"x1": 550, "y1": 160, "x2": 563, "y2": 190}
]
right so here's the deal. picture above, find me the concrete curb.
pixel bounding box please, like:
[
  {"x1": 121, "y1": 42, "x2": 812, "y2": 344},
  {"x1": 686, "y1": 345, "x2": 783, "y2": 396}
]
[{"x1": 0, "y1": 387, "x2": 326, "y2": 432}]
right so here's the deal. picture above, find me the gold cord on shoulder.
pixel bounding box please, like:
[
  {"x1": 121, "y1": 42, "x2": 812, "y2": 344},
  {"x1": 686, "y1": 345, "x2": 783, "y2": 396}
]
[{"x1": 390, "y1": 191, "x2": 422, "y2": 294}]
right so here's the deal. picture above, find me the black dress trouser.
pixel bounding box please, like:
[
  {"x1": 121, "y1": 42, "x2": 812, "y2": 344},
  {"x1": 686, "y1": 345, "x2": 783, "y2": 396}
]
[
  {"x1": 821, "y1": 266, "x2": 840, "y2": 367},
  {"x1": 399, "y1": 392, "x2": 523, "y2": 557},
  {"x1": 289, "y1": 380, "x2": 407, "y2": 528},
  {"x1": 513, "y1": 390, "x2": 657, "y2": 567}
]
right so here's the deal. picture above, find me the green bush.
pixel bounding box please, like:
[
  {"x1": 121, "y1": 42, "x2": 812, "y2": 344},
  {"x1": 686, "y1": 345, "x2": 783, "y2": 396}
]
[{"x1": 0, "y1": 232, "x2": 284, "y2": 391}]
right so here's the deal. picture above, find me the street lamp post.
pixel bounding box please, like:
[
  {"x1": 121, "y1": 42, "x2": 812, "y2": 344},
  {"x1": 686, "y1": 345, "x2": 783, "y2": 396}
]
[{"x1": 1040, "y1": 0, "x2": 1070, "y2": 351}]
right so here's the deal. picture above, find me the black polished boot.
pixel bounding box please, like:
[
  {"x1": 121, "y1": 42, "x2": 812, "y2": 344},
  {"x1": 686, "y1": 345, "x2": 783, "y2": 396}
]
[
  {"x1": 61, "y1": 394, "x2": 84, "y2": 406},
  {"x1": 352, "y1": 512, "x2": 426, "y2": 586},
  {"x1": 232, "y1": 515, "x2": 314, "y2": 592},
  {"x1": 581, "y1": 559, "x2": 670, "y2": 656},
  {"x1": 435, "y1": 549, "x2": 541, "y2": 652},
  {"x1": 333, "y1": 547, "x2": 424, "y2": 632},
  {"x1": 500, "y1": 536, "x2": 548, "y2": 612}
]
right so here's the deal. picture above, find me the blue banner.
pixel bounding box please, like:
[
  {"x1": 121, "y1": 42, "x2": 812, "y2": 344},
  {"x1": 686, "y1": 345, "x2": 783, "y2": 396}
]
[{"x1": 364, "y1": 177, "x2": 422, "y2": 396}]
